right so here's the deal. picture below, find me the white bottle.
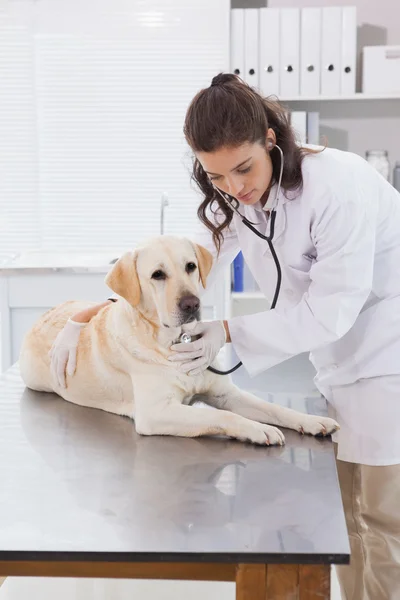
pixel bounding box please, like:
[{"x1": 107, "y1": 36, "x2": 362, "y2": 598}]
[
  {"x1": 366, "y1": 150, "x2": 390, "y2": 181},
  {"x1": 393, "y1": 162, "x2": 400, "y2": 193}
]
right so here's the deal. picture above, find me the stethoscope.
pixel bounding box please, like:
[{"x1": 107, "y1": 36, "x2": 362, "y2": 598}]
[{"x1": 179, "y1": 144, "x2": 285, "y2": 376}]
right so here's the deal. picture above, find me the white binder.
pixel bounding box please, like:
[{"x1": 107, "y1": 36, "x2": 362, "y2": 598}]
[
  {"x1": 230, "y1": 9, "x2": 244, "y2": 80},
  {"x1": 321, "y1": 7, "x2": 342, "y2": 96},
  {"x1": 244, "y1": 8, "x2": 259, "y2": 88},
  {"x1": 300, "y1": 7, "x2": 321, "y2": 97},
  {"x1": 306, "y1": 112, "x2": 320, "y2": 145},
  {"x1": 259, "y1": 8, "x2": 280, "y2": 97},
  {"x1": 341, "y1": 6, "x2": 357, "y2": 95},
  {"x1": 280, "y1": 8, "x2": 300, "y2": 98},
  {"x1": 290, "y1": 111, "x2": 307, "y2": 144}
]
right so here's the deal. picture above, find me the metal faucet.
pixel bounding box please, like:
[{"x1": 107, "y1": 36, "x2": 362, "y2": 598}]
[{"x1": 160, "y1": 192, "x2": 169, "y2": 235}]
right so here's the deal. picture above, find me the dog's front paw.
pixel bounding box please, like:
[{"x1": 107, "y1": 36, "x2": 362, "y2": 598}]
[
  {"x1": 298, "y1": 415, "x2": 340, "y2": 437},
  {"x1": 238, "y1": 422, "x2": 285, "y2": 446}
]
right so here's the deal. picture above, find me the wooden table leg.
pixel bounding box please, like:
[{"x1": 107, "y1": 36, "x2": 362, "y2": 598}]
[
  {"x1": 266, "y1": 564, "x2": 299, "y2": 598},
  {"x1": 236, "y1": 564, "x2": 331, "y2": 599},
  {"x1": 299, "y1": 565, "x2": 330, "y2": 599},
  {"x1": 236, "y1": 564, "x2": 267, "y2": 600},
  {"x1": 0, "y1": 577, "x2": 6, "y2": 588}
]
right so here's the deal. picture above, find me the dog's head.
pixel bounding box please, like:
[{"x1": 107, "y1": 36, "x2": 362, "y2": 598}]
[{"x1": 105, "y1": 236, "x2": 213, "y2": 328}]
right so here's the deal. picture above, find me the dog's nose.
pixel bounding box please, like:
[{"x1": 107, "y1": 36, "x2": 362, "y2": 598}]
[{"x1": 179, "y1": 294, "x2": 200, "y2": 314}]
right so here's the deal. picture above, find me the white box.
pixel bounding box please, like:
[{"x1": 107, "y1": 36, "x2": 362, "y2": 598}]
[
  {"x1": 321, "y1": 7, "x2": 342, "y2": 96},
  {"x1": 259, "y1": 8, "x2": 280, "y2": 96},
  {"x1": 280, "y1": 8, "x2": 300, "y2": 97},
  {"x1": 363, "y1": 46, "x2": 400, "y2": 94},
  {"x1": 341, "y1": 6, "x2": 357, "y2": 95},
  {"x1": 300, "y1": 8, "x2": 321, "y2": 97}
]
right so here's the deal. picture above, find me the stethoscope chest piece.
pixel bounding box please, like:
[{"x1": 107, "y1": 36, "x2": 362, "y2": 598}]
[{"x1": 179, "y1": 332, "x2": 192, "y2": 344}]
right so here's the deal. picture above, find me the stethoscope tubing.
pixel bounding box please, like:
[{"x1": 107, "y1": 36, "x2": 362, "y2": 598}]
[{"x1": 180, "y1": 144, "x2": 285, "y2": 376}]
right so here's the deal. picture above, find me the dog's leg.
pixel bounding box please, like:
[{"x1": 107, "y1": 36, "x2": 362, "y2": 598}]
[
  {"x1": 204, "y1": 379, "x2": 339, "y2": 437},
  {"x1": 133, "y1": 384, "x2": 284, "y2": 446}
]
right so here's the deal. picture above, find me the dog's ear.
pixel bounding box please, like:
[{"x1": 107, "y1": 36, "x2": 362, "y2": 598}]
[
  {"x1": 192, "y1": 243, "x2": 213, "y2": 288},
  {"x1": 104, "y1": 250, "x2": 141, "y2": 307}
]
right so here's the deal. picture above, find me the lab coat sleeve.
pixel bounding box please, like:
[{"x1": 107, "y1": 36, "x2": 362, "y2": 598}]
[
  {"x1": 228, "y1": 184, "x2": 378, "y2": 377},
  {"x1": 189, "y1": 207, "x2": 241, "y2": 294}
]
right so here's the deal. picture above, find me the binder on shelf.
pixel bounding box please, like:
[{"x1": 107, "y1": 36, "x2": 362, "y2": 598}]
[
  {"x1": 306, "y1": 112, "x2": 320, "y2": 145},
  {"x1": 300, "y1": 7, "x2": 321, "y2": 97},
  {"x1": 341, "y1": 6, "x2": 357, "y2": 95},
  {"x1": 232, "y1": 252, "x2": 244, "y2": 292},
  {"x1": 321, "y1": 7, "x2": 342, "y2": 96},
  {"x1": 243, "y1": 262, "x2": 259, "y2": 293},
  {"x1": 280, "y1": 8, "x2": 300, "y2": 97},
  {"x1": 259, "y1": 7, "x2": 280, "y2": 97},
  {"x1": 290, "y1": 111, "x2": 307, "y2": 144},
  {"x1": 244, "y1": 8, "x2": 259, "y2": 88},
  {"x1": 230, "y1": 9, "x2": 244, "y2": 79},
  {"x1": 232, "y1": 253, "x2": 259, "y2": 293}
]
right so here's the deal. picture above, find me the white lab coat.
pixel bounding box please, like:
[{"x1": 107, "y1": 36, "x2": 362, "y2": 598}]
[{"x1": 191, "y1": 146, "x2": 400, "y2": 466}]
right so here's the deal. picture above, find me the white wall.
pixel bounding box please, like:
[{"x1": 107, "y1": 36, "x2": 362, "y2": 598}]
[{"x1": 0, "y1": 0, "x2": 230, "y2": 255}]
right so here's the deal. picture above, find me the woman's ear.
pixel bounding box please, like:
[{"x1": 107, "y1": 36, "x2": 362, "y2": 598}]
[
  {"x1": 104, "y1": 250, "x2": 141, "y2": 307},
  {"x1": 266, "y1": 127, "x2": 277, "y2": 150}
]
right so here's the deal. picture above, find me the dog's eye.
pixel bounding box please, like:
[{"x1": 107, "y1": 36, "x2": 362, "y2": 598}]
[
  {"x1": 151, "y1": 270, "x2": 166, "y2": 280},
  {"x1": 186, "y1": 262, "x2": 197, "y2": 273}
]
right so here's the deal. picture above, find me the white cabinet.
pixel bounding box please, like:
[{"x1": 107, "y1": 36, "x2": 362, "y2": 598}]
[
  {"x1": 0, "y1": 252, "x2": 230, "y2": 371},
  {"x1": 231, "y1": 292, "x2": 270, "y2": 318}
]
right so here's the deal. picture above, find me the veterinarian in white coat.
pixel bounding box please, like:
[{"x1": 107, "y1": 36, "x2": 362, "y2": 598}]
[
  {"x1": 172, "y1": 73, "x2": 400, "y2": 600},
  {"x1": 51, "y1": 73, "x2": 400, "y2": 599}
]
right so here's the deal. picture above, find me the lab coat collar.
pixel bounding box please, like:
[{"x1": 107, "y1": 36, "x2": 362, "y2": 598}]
[
  {"x1": 253, "y1": 182, "x2": 300, "y2": 213},
  {"x1": 244, "y1": 184, "x2": 300, "y2": 247}
]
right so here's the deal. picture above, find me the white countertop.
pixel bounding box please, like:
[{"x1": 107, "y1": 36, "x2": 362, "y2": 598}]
[{"x1": 0, "y1": 250, "x2": 125, "y2": 275}]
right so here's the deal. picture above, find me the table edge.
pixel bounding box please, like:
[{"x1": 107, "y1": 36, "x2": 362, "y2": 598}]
[{"x1": 0, "y1": 551, "x2": 350, "y2": 566}]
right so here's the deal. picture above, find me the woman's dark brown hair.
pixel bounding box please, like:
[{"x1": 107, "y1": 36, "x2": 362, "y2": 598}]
[{"x1": 183, "y1": 72, "x2": 323, "y2": 253}]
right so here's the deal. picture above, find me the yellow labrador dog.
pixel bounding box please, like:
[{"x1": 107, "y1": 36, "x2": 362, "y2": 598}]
[{"x1": 19, "y1": 235, "x2": 339, "y2": 446}]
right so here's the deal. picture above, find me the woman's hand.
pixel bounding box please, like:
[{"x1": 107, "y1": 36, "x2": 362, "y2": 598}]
[
  {"x1": 168, "y1": 320, "x2": 227, "y2": 376},
  {"x1": 48, "y1": 299, "x2": 116, "y2": 388},
  {"x1": 49, "y1": 319, "x2": 87, "y2": 388}
]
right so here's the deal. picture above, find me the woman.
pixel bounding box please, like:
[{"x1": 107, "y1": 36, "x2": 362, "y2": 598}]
[{"x1": 50, "y1": 73, "x2": 400, "y2": 599}]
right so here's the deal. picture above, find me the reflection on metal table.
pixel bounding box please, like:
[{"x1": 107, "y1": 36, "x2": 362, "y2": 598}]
[{"x1": 0, "y1": 361, "x2": 349, "y2": 599}]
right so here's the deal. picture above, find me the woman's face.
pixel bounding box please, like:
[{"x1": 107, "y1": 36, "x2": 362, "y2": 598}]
[{"x1": 196, "y1": 131, "x2": 275, "y2": 207}]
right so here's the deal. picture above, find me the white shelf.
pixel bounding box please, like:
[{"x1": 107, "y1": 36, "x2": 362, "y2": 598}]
[
  {"x1": 231, "y1": 291, "x2": 265, "y2": 300},
  {"x1": 280, "y1": 92, "x2": 400, "y2": 102}
]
